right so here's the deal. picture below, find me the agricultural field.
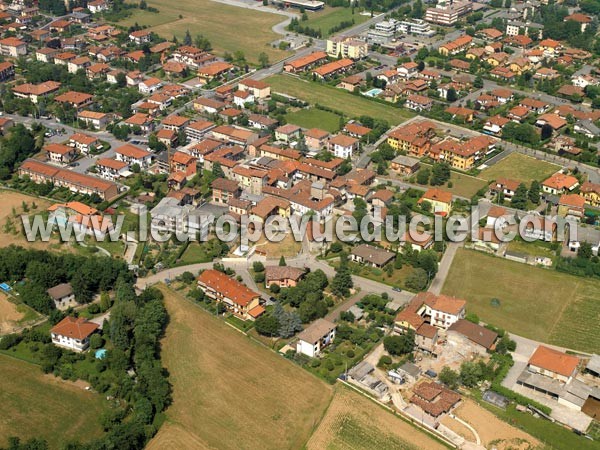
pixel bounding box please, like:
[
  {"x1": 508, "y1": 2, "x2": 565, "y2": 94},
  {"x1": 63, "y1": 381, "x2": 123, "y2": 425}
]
[
  {"x1": 147, "y1": 285, "x2": 333, "y2": 450},
  {"x1": 442, "y1": 249, "x2": 600, "y2": 353},
  {"x1": 268, "y1": 75, "x2": 414, "y2": 125},
  {"x1": 285, "y1": 108, "x2": 342, "y2": 133},
  {"x1": 306, "y1": 384, "x2": 447, "y2": 450},
  {"x1": 479, "y1": 153, "x2": 559, "y2": 184},
  {"x1": 453, "y1": 399, "x2": 538, "y2": 449},
  {"x1": 0, "y1": 355, "x2": 107, "y2": 448},
  {"x1": 117, "y1": 0, "x2": 290, "y2": 63},
  {"x1": 0, "y1": 293, "x2": 39, "y2": 334},
  {"x1": 413, "y1": 164, "x2": 488, "y2": 199},
  {"x1": 0, "y1": 190, "x2": 55, "y2": 249},
  {"x1": 303, "y1": 7, "x2": 370, "y2": 37}
]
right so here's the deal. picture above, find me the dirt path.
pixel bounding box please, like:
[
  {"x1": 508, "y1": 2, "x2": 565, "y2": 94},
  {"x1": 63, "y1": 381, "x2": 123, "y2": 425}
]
[{"x1": 0, "y1": 293, "x2": 24, "y2": 334}]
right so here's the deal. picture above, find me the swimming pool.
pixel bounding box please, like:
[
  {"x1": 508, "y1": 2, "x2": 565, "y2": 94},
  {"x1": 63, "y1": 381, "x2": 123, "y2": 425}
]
[{"x1": 363, "y1": 88, "x2": 382, "y2": 98}]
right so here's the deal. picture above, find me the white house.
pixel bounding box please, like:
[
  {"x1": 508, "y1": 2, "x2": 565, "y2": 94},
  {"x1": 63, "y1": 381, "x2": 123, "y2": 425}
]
[
  {"x1": 96, "y1": 158, "x2": 130, "y2": 181},
  {"x1": 296, "y1": 318, "x2": 336, "y2": 357},
  {"x1": 114, "y1": 144, "x2": 153, "y2": 169},
  {"x1": 139, "y1": 77, "x2": 162, "y2": 94},
  {"x1": 50, "y1": 316, "x2": 98, "y2": 352},
  {"x1": 328, "y1": 134, "x2": 358, "y2": 159}
]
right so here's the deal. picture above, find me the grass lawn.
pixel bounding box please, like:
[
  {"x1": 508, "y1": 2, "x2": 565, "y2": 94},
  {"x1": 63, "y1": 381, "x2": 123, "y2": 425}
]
[
  {"x1": 442, "y1": 249, "x2": 600, "y2": 353},
  {"x1": 0, "y1": 355, "x2": 107, "y2": 448},
  {"x1": 345, "y1": 261, "x2": 415, "y2": 291},
  {"x1": 480, "y1": 153, "x2": 559, "y2": 184},
  {"x1": 307, "y1": 384, "x2": 447, "y2": 450},
  {"x1": 178, "y1": 242, "x2": 213, "y2": 265},
  {"x1": 146, "y1": 285, "x2": 333, "y2": 450},
  {"x1": 303, "y1": 7, "x2": 370, "y2": 37},
  {"x1": 506, "y1": 238, "x2": 557, "y2": 263},
  {"x1": 416, "y1": 164, "x2": 488, "y2": 199},
  {"x1": 116, "y1": 0, "x2": 290, "y2": 63},
  {"x1": 267, "y1": 75, "x2": 414, "y2": 125},
  {"x1": 285, "y1": 108, "x2": 342, "y2": 133}
]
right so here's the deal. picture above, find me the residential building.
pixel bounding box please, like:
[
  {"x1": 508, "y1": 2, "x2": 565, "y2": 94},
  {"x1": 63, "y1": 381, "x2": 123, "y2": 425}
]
[
  {"x1": 312, "y1": 58, "x2": 354, "y2": 79},
  {"x1": 326, "y1": 36, "x2": 368, "y2": 60},
  {"x1": 438, "y1": 35, "x2": 473, "y2": 56},
  {"x1": 418, "y1": 188, "x2": 452, "y2": 216},
  {"x1": 542, "y1": 173, "x2": 579, "y2": 195},
  {"x1": 390, "y1": 154, "x2": 420, "y2": 175},
  {"x1": 55, "y1": 91, "x2": 94, "y2": 110},
  {"x1": 69, "y1": 133, "x2": 100, "y2": 154},
  {"x1": 328, "y1": 134, "x2": 358, "y2": 159},
  {"x1": 283, "y1": 51, "x2": 328, "y2": 73},
  {"x1": 398, "y1": 18, "x2": 435, "y2": 37},
  {"x1": 410, "y1": 382, "x2": 461, "y2": 417},
  {"x1": 425, "y1": 2, "x2": 472, "y2": 26},
  {"x1": 96, "y1": 158, "x2": 129, "y2": 181},
  {"x1": 265, "y1": 266, "x2": 305, "y2": 288},
  {"x1": 0, "y1": 37, "x2": 27, "y2": 56},
  {"x1": 50, "y1": 316, "x2": 98, "y2": 352},
  {"x1": 395, "y1": 292, "x2": 466, "y2": 332},
  {"x1": 45, "y1": 143, "x2": 77, "y2": 165},
  {"x1": 447, "y1": 319, "x2": 498, "y2": 354},
  {"x1": 558, "y1": 194, "x2": 585, "y2": 220},
  {"x1": 211, "y1": 177, "x2": 240, "y2": 204},
  {"x1": 115, "y1": 144, "x2": 152, "y2": 169},
  {"x1": 296, "y1": 318, "x2": 336, "y2": 357},
  {"x1": 405, "y1": 94, "x2": 433, "y2": 112},
  {"x1": 579, "y1": 182, "x2": 600, "y2": 207},
  {"x1": 238, "y1": 79, "x2": 271, "y2": 99},
  {"x1": 0, "y1": 61, "x2": 14, "y2": 81},
  {"x1": 197, "y1": 269, "x2": 264, "y2": 320},
  {"x1": 12, "y1": 81, "x2": 61, "y2": 103},
  {"x1": 47, "y1": 283, "x2": 76, "y2": 310},
  {"x1": 350, "y1": 244, "x2": 395, "y2": 267},
  {"x1": 78, "y1": 110, "x2": 110, "y2": 129}
]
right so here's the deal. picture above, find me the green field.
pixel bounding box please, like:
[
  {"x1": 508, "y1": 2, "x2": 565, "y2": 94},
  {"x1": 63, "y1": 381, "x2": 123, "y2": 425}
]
[
  {"x1": 416, "y1": 164, "x2": 488, "y2": 199},
  {"x1": 268, "y1": 75, "x2": 413, "y2": 125},
  {"x1": 0, "y1": 355, "x2": 107, "y2": 448},
  {"x1": 285, "y1": 108, "x2": 342, "y2": 132},
  {"x1": 303, "y1": 7, "x2": 370, "y2": 37},
  {"x1": 480, "y1": 153, "x2": 559, "y2": 184},
  {"x1": 116, "y1": 0, "x2": 290, "y2": 63},
  {"x1": 442, "y1": 249, "x2": 600, "y2": 353}
]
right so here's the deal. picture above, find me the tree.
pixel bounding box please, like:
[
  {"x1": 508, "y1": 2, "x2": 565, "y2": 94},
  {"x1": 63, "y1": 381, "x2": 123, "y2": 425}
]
[
  {"x1": 528, "y1": 180, "x2": 541, "y2": 205},
  {"x1": 212, "y1": 162, "x2": 225, "y2": 179},
  {"x1": 459, "y1": 361, "x2": 483, "y2": 387},
  {"x1": 330, "y1": 254, "x2": 353, "y2": 298},
  {"x1": 383, "y1": 331, "x2": 414, "y2": 355},
  {"x1": 473, "y1": 76, "x2": 484, "y2": 89},
  {"x1": 258, "y1": 52, "x2": 269, "y2": 68},
  {"x1": 510, "y1": 183, "x2": 528, "y2": 210},
  {"x1": 416, "y1": 168, "x2": 430, "y2": 185},
  {"x1": 254, "y1": 314, "x2": 279, "y2": 336},
  {"x1": 405, "y1": 268, "x2": 428, "y2": 291},
  {"x1": 252, "y1": 261, "x2": 265, "y2": 272},
  {"x1": 183, "y1": 29, "x2": 192, "y2": 46},
  {"x1": 446, "y1": 87, "x2": 458, "y2": 102},
  {"x1": 279, "y1": 255, "x2": 287, "y2": 266},
  {"x1": 578, "y1": 242, "x2": 593, "y2": 259},
  {"x1": 439, "y1": 367, "x2": 459, "y2": 389},
  {"x1": 430, "y1": 162, "x2": 451, "y2": 186}
]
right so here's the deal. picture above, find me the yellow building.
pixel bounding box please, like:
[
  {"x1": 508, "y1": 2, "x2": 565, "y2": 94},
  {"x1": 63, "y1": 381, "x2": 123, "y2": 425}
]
[
  {"x1": 580, "y1": 182, "x2": 600, "y2": 207},
  {"x1": 418, "y1": 188, "x2": 453, "y2": 215},
  {"x1": 326, "y1": 36, "x2": 368, "y2": 60}
]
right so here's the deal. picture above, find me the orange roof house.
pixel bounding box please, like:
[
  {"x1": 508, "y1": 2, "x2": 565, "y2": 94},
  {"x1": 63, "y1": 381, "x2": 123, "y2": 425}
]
[{"x1": 528, "y1": 345, "x2": 579, "y2": 379}]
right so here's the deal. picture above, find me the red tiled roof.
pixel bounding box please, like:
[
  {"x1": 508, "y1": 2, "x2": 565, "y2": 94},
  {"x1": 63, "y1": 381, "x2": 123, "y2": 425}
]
[
  {"x1": 197, "y1": 269, "x2": 260, "y2": 307},
  {"x1": 528, "y1": 345, "x2": 579, "y2": 377},
  {"x1": 51, "y1": 316, "x2": 98, "y2": 340}
]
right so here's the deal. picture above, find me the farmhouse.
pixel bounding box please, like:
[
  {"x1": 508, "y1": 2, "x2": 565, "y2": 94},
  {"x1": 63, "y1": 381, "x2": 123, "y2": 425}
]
[
  {"x1": 50, "y1": 316, "x2": 98, "y2": 352},
  {"x1": 197, "y1": 269, "x2": 264, "y2": 320},
  {"x1": 47, "y1": 283, "x2": 76, "y2": 310},
  {"x1": 395, "y1": 292, "x2": 466, "y2": 332},
  {"x1": 296, "y1": 318, "x2": 336, "y2": 357},
  {"x1": 410, "y1": 382, "x2": 461, "y2": 418},
  {"x1": 447, "y1": 319, "x2": 498, "y2": 354}
]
